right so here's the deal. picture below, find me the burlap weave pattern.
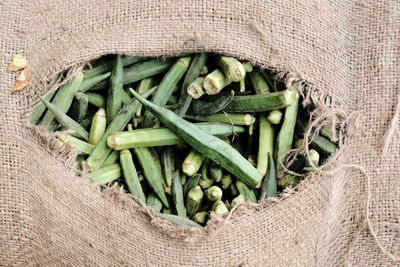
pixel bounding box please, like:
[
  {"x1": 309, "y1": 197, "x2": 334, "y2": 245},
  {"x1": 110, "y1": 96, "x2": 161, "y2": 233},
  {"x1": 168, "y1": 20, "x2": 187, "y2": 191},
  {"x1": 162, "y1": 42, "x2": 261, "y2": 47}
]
[{"x1": 1, "y1": 0, "x2": 398, "y2": 266}]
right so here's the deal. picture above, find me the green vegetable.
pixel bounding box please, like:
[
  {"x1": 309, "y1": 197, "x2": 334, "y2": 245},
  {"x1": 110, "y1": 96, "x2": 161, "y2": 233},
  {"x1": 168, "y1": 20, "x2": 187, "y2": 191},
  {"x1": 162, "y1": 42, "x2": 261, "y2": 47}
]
[
  {"x1": 159, "y1": 214, "x2": 201, "y2": 228},
  {"x1": 106, "y1": 55, "x2": 123, "y2": 122},
  {"x1": 101, "y1": 150, "x2": 119, "y2": 167},
  {"x1": 79, "y1": 72, "x2": 111, "y2": 92},
  {"x1": 242, "y1": 63, "x2": 253, "y2": 73},
  {"x1": 172, "y1": 170, "x2": 187, "y2": 218},
  {"x1": 236, "y1": 180, "x2": 257, "y2": 203},
  {"x1": 199, "y1": 159, "x2": 213, "y2": 189},
  {"x1": 220, "y1": 174, "x2": 232, "y2": 190},
  {"x1": 182, "y1": 150, "x2": 205, "y2": 177},
  {"x1": 135, "y1": 147, "x2": 169, "y2": 207},
  {"x1": 85, "y1": 88, "x2": 155, "y2": 171},
  {"x1": 209, "y1": 162, "x2": 223, "y2": 182},
  {"x1": 192, "y1": 211, "x2": 208, "y2": 225},
  {"x1": 187, "y1": 92, "x2": 234, "y2": 116},
  {"x1": 130, "y1": 89, "x2": 263, "y2": 188},
  {"x1": 260, "y1": 71, "x2": 276, "y2": 92},
  {"x1": 177, "y1": 53, "x2": 208, "y2": 116},
  {"x1": 200, "y1": 65, "x2": 209, "y2": 76},
  {"x1": 135, "y1": 77, "x2": 154, "y2": 118},
  {"x1": 161, "y1": 147, "x2": 174, "y2": 187},
  {"x1": 38, "y1": 95, "x2": 89, "y2": 140},
  {"x1": 203, "y1": 69, "x2": 231, "y2": 95},
  {"x1": 88, "y1": 163, "x2": 121, "y2": 185},
  {"x1": 257, "y1": 114, "x2": 274, "y2": 176},
  {"x1": 261, "y1": 153, "x2": 277, "y2": 199},
  {"x1": 320, "y1": 126, "x2": 335, "y2": 141},
  {"x1": 294, "y1": 139, "x2": 304, "y2": 149},
  {"x1": 275, "y1": 87, "x2": 299, "y2": 172},
  {"x1": 187, "y1": 77, "x2": 205, "y2": 99},
  {"x1": 146, "y1": 193, "x2": 163, "y2": 213},
  {"x1": 229, "y1": 184, "x2": 239, "y2": 196},
  {"x1": 83, "y1": 56, "x2": 145, "y2": 78},
  {"x1": 211, "y1": 200, "x2": 229, "y2": 215},
  {"x1": 267, "y1": 110, "x2": 283, "y2": 125},
  {"x1": 107, "y1": 122, "x2": 244, "y2": 150},
  {"x1": 231, "y1": 194, "x2": 245, "y2": 208},
  {"x1": 308, "y1": 149, "x2": 320, "y2": 167},
  {"x1": 88, "y1": 108, "x2": 106, "y2": 145},
  {"x1": 120, "y1": 150, "x2": 146, "y2": 203},
  {"x1": 85, "y1": 92, "x2": 106, "y2": 108},
  {"x1": 56, "y1": 134, "x2": 94, "y2": 155},
  {"x1": 186, "y1": 186, "x2": 203, "y2": 216},
  {"x1": 249, "y1": 70, "x2": 270, "y2": 94},
  {"x1": 142, "y1": 57, "x2": 191, "y2": 127},
  {"x1": 182, "y1": 174, "x2": 201, "y2": 197},
  {"x1": 40, "y1": 72, "x2": 84, "y2": 130},
  {"x1": 239, "y1": 78, "x2": 246, "y2": 93},
  {"x1": 204, "y1": 186, "x2": 223, "y2": 202},
  {"x1": 224, "y1": 89, "x2": 298, "y2": 113},
  {"x1": 216, "y1": 56, "x2": 246, "y2": 82},
  {"x1": 185, "y1": 113, "x2": 255, "y2": 126}
]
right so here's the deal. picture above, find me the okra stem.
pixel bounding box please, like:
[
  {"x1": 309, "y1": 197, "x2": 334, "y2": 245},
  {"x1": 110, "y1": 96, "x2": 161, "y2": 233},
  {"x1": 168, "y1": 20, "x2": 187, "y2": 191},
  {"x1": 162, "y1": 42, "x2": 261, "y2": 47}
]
[
  {"x1": 267, "y1": 110, "x2": 283, "y2": 125},
  {"x1": 216, "y1": 56, "x2": 246, "y2": 82},
  {"x1": 187, "y1": 77, "x2": 205, "y2": 99},
  {"x1": 182, "y1": 150, "x2": 205, "y2": 177},
  {"x1": 203, "y1": 69, "x2": 231, "y2": 95}
]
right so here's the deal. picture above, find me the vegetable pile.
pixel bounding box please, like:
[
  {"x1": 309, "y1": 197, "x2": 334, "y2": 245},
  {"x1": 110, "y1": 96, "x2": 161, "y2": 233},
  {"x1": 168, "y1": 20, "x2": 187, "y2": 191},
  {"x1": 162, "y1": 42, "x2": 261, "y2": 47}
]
[{"x1": 31, "y1": 53, "x2": 338, "y2": 227}]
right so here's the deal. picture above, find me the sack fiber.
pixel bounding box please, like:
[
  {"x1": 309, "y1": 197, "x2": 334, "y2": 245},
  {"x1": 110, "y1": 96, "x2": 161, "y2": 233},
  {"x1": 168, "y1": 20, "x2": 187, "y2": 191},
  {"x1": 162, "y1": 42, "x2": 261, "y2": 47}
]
[{"x1": 1, "y1": 0, "x2": 399, "y2": 266}]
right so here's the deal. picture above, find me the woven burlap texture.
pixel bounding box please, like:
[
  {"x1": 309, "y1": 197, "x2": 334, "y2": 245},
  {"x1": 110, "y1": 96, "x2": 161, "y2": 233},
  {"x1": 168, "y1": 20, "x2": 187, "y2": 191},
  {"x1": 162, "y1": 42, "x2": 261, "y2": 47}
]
[{"x1": 1, "y1": 0, "x2": 399, "y2": 266}]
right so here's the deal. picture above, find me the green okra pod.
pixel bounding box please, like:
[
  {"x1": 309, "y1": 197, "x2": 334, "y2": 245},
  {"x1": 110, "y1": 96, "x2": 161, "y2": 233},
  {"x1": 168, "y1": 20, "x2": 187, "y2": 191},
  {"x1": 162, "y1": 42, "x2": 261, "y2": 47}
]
[
  {"x1": 242, "y1": 63, "x2": 253, "y2": 73},
  {"x1": 261, "y1": 153, "x2": 277, "y2": 199},
  {"x1": 134, "y1": 147, "x2": 169, "y2": 207},
  {"x1": 192, "y1": 211, "x2": 208, "y2": 225},
  {"x1": 172, "y1": 170, "x2": 187, "y2": 218},
  {"x1": 211, "y1": 200, "x2": 229, "y2": 215},
  {"x1": 142, "y1": 57, "x2": 191, "y2": 127},
  {"x1": 220, "y1": 174, "x2": 232, "y2": 190},
  {"x1": 203, "y1": 69, "x2": 231, "y2": 95},
  {"x1": 257, "y1": 114, "x2": 274, "y2": 176},
  {"x1": 278, "y1": 175, "x2": 301, "y2": 188},
  {"x1": 39, "y1": 96, "x2": 89, "y2": 140},
  {"x1": 107, "y1": 55, "x2": 123, "y2": 122},
  {"x1": 56, "y1": 134, "x2": 94, "y2": 155},
  {"x1": 267, "y1": 110, "x2": 283, "y2": 125},
  {"x1": 216, "y1": 56, "x2": 246, "y2": 82},
  {"x1": 186, "y1": 92, "x2": 234, "y2": 116},
  {"x1": 186, "y1": 186, "x2": 203, "y2": 217},
  {"x1": 101, "y1": 150, "x2": 119, "y2": 167},
  {"x1": 177, "y1": 53, "x2": 208, "y2": 116},
  {"x1": 83, "y1": 56, "x2": 145, "y2": 79},
  {"x1": 236, "y1": 180, "x2": 257, "y2": 203},
  {"x1": 147, "y1": 193, "x2": 163, "y2": 213},
  {"x1": 224, "y1": 89, "x2": 298, "y2": 113},
  {"x1": 85, "y1": 87, "x2": 155, "y2": 171},
  {"x1": 209, "y1": 162, "x2": 223, "y2": 182},
  {"x1": 182, "y1": 150, "x2": 205, "y2": 177},
  {"x1": 130, "y1": 88, "x2": 263, "y2": 188},
  {"x1": 79, "y1": 72, "x2": 111, "y2": 92},
  {"x1": 88, "y1": 163, "x2": 121, "y2": 185},
  {"x1": 249, "y1": 69, "x2": 270, "y2": 94},
  {"x1": 68, "y1": 92, "x2": 89, "y2": 123},
  {"x1": 85, "y1": 92, "x2": 105, "y2": 108},
  {"x1": 161, "y1": 147, "x2": 175, "y2": 187},
  {"x1": 187, "y1": 77, "x2": 205, "y2": 99},
  {"x1": 231, "y1": 194, "x2": 245, "y2": 208},
  {"x1": 40, "y1": 72, "x2": 84, "y2": 130},
  {"x1": 200, "y1": 65, "x2": 209, "y2": 76},
  {"x1": 275, "y1": 88, "x2": 299, "y2": 172},
  {"x1": 88, "y1": 108, "x2": 106, "y2": 145},
  {"x1": 185, "y1": 113, "x2": 255, "y2": 126},
  {"x1": 159, "y1": 214, "x2": 201, "y2": 228},
  {"x1": 135, "y1": 77, "x2": 154, "y2": 118},
  {"x1": 107, "y1": 122, "x2": 244, "y2": 150},
  {"x1": 199, "y1": 159, "x2": 213, "y2": 189},
  {"x1": 120, "y1": 150, "x2": 146, "y2": 203},
  {"x1": 204, "y1": 186, "x2": 223, "y2": 202},
  {"x1": 182, "y1": 174, "x2": 201, "y2": 197}
]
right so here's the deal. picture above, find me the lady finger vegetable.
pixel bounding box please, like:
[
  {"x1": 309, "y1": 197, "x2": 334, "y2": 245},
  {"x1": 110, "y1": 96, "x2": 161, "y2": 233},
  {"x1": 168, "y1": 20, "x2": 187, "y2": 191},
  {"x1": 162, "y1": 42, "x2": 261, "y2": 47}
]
[
  {"x1": 185, "y1": 113, "x2": 255, "y2": 126},
  {"x1": 172, "y1": 170, "x2": 187, "y2": 217},
  {"x1": 88, "y1": 163, "x2": 121, "y2": 185},
  {"x1": 186, "y1": 186, "x2": 203, "y2": 217},
  {"x1": 182, "y1": 174, "x2": 201, "y2": 197},
  {"x1": 120, "y1": 150, "x2": 146, "y2": 203},
  {"x1": 204, "y1": 186, "x2": 223, "y2": 202},
  {"x1": 182, "y1": 150, "x2": 205, "y2": 177},
  {"x1": 211, "y1": 200, "x2": 229, "y2": 215},
  {"x1": 88, "y1": 108, "x2": 106, "y2": 145},
  {"x1": 130, "y1": 88, "x2": 263, "y2": 188},
  {"x1": 39, "y1": 96, "x2": 89, "y2": 140},
  {"x1": 236, "y1": 180, "x2": 257, "y2": 203},
  {"x1": 260, "y1": 153, "x2": 277, "y2": 199},
  {"x1": 257, "y1": 114, "x2": 274, "y2": 176},
  {"x1": 146, "y1": 193, "x2": 163, "y2": 213},
  {"x1": 57, "y1": 134, "x2": 94, "y2": 155}
]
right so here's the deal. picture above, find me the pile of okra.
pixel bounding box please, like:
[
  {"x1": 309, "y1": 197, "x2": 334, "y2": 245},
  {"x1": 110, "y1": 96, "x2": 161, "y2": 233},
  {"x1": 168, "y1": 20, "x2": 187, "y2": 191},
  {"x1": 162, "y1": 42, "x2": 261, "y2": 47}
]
[{"x1": 31, "y1": 53, "x2": 338, "y2": 227}]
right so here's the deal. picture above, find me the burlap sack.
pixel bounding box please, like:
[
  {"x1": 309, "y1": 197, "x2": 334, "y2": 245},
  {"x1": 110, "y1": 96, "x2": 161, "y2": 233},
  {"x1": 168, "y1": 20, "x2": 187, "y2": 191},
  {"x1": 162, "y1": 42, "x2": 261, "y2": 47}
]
[{"x1": 1, "y1": 0, "x2": 399, "y2": 266}]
